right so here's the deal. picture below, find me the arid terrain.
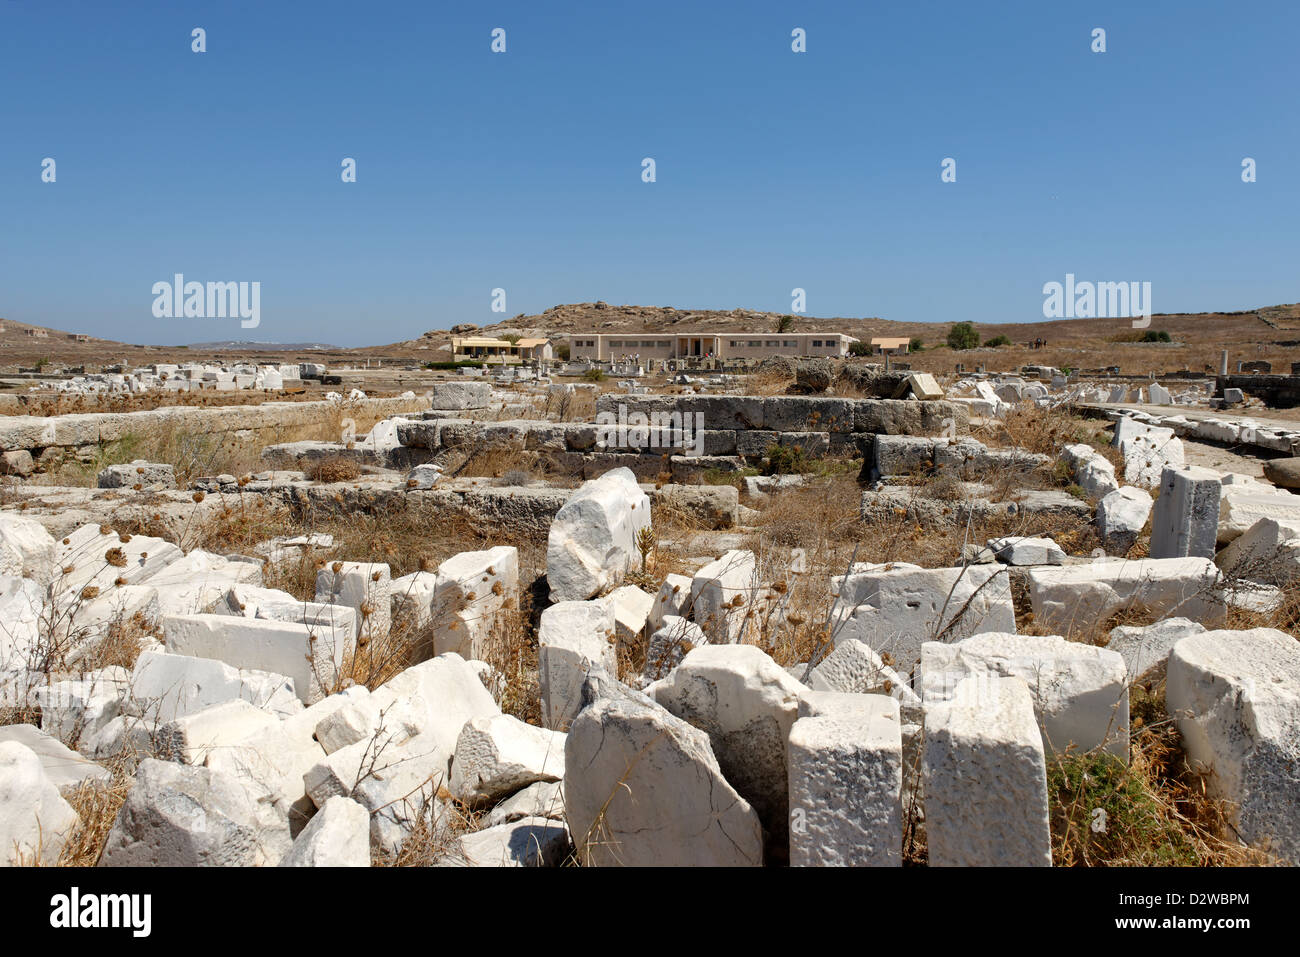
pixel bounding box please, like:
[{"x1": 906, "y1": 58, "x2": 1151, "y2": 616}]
[
  {"x1": 4, "y1": 301, "x2": 1299, "y2": 383},
  {"x1": 2, "y1": 304, "x2": 1299, "y2": 869}
]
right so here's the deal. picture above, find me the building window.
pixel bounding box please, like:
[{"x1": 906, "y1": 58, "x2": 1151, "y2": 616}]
[
  {"x1": 783, "y1": 340, "x2": 797, "y2": 347},
  {"x1": 812, "y1": 340, "x2": 823, "y2": 347},
  {"x1": 765, "y1": 340, "x2": 778, "y2": 346}
]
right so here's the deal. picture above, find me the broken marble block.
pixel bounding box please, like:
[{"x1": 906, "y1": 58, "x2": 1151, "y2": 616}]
[
  {"x1": 805, "y1": 638, "x2": 920, "y2": 719},
  {"x1": 647, "y1": 573, "x2": 693, "y2": 634},
  {"x1": 787, "y1": 695, "x2": 903, "y2": 866},
  {"x1": 129, "y1": 649, "x2": 300, "y2": 723},
  {"x1": 278, "y1": 795, "x2": 370, "y2": 867},
  {"x1": 1112, "y1": 419, "x2": 1184, "y2": 488},
  {"x1": 546, "y1": 468, "x2": 651, "y2": 601},
  {"x1": 921, "y1": 632, "x2": 1129, "y2": 760},
  {"x1": 96, "y1": 460, "x2": 177, "y2": 490},
  {"x1": 564, "y1": 678, "x2": 763, "y2": 866},
  {"x1": 652, "y1": 645, "x2": 804, "y2": 862},
  {"x1": 405, "y1": 463, "x2": 444, "y2": 490},
  {"x1": 390, "y1": 571, "x2": 438, "y2": 630},
  {"x1": 641, "y1": 615, "x2": 708, "y2": 684},
  {"x1": 1096, "y1": 485, "x2": 1153, "y2": 552},
  {"x1": 597, "y1": 585, "x2": 654, "y2": 643},
  {"x1": 689, "y1": 549, "x2": 758, "y2": 644},
  {"x1": 450, "y1": 713, "x2": 566, "y2": 806},
  {"x1": 0, "y1": 723, "x2": 112, "y2": 794},
  {"x1": 163, "y1": 613, "x2": 345, "y2": 704},
  {"x1": 99, "y1": 759, "x2": 291, "y2": 867},
  {"x1": 988, "y1": 536, "x2": 1066, "y2": 566},
  {"x1": 315, "y1": 561, "x2": 392, "y2": 648},
  {"x1": 155, "y1": 698, "x2": 279, "y2": 765},
  {"x1": 923, "y1": 675, "x2": 1051, "y2": 867},
  {"x1": 1215, "y1": 517, "x2": 1300, "y2": 586},
  {"x1": 487, "y1": 780, "x2": 565, "y2": 827},
  {"x1": 1104, "y1": 618, "x2": 1204, "y2": 683},
  {"x1": 448, "y1": 816, "x2": 570, "y2": 867},
  {"x1": 428, "y1": 546, "x2": 519, "y2": 660},
  {"x1": 832, "y1": 563, "x2": 1015, "y2": 674},
  {"x1": 1059, "y1": 444, "x2": 1119, "y2": 499},
  {"x1": 537, "y1": 600, "x2": 617, "y2": 731},
  {"x1": 1167, "y1": 628, "x2": 1300, "y2": 864},
  {"x1": 0, "y1": 513, "x2": 57, "y2": 584},
  {"x1": 34, "y1": 667, "x2": 130, "y2": 749},
  {"x1": 0, "y1": 740, "x2": 80, "y2": 866},
  {"x1": 1027, "y1": 557, "x2": 1222, "y2": 634},
  {"x1": 1149, "y1": 466, "x2": 1222, "y2": 559}
]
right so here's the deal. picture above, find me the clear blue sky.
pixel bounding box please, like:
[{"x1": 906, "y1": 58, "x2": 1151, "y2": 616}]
[{"x1": 1, "y1": 0, "x2": 1296, "y2": 345}]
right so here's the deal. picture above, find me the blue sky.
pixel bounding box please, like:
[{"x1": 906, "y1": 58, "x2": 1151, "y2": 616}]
[{"x1": 1, "y1": 1, "x2": 1296, "y2": 346}]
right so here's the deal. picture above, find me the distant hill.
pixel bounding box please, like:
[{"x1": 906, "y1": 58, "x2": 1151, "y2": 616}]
[
  {"x1": 4, "y1": 302, "x2": 1300, "y2": 379},
  {"x1": 184, "y1": 340, "x2": 341, "y2": 352},
  {"x1": 359, "y1": 301, "x2": 1300, "y2": 352}
]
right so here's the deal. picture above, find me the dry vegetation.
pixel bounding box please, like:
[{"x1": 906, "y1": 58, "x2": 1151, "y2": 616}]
[{"x1": 7, "y1": 387, "x2": 1296, "y2": 867}]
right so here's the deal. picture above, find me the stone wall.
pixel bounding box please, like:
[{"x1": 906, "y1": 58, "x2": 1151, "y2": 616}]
[{"x1": 0, "y1": 396, "x2": 426, "y2": 457}]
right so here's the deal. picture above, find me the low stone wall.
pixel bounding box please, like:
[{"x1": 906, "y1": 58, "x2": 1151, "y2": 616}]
[
  {"x1": 265, "y1": 478, "x2": 739, "y2": 531},
  {"x1": 1216, "y1": 374, "x2": 1300, "y2": 409},
  {"x1": 0, "y1": 396, "x2": 426, "y2": 455},
  {"x1": 593, "y1": 394, "x2": 969, "y2": 436},
  {"x1": 391, "y1": 396, "x2": 969, "y2": 479}
]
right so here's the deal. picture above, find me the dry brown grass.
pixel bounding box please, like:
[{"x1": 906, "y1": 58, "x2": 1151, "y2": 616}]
[
  {"x1": 55, "y1": 758, "x2": 135, "y2": 867},
  {"x1": 24, "y1": 398, "x2": 412, "y2": 489},
  {"x1": 742, "y1": 369, "x2": 797, "y2": 396},
  {"x1": 302, "y1": 456, "x2": 363, "y2": 483},
  {"x1": 1047, "y1": 683, "x2": 1278, "y2": 867}
]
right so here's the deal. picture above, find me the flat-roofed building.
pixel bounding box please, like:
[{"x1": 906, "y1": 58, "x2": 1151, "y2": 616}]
[
  {"x1": 514, "y1": 337, "x2": 553, "y2": 361},
  {"x1": 451, "y1": 336, "x2": 552, "y2": 362},
  {"x1": 870, "y1": 336, "x2": 911, "y2": 355},
  {"x1": 567, "y1": 332, "x2": 857, "y2": 362}
]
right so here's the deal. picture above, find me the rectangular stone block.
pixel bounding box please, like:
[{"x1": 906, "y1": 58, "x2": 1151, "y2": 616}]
[
  {"x1": 1026, "y1": 557, "x2": 1223, "y2": 634},
  {"x1": 164, "y1": 613, "x2": 345, "y2": 704},
  {"x1": 788, "y1": 697, "x2": 903, "y2": 866},
  {"x1": 1150, "y1": 466, "x2": 1222, "y2": 559},
  {"x1": 762, "y1": 397, "x2": 856, "y2": 434},
  {"x1": 923, "y1": 675, "x2": 1051, "y2": 866},
  {"x1": 832, "y1": 564, "x2": 1015, "y2": 674}
]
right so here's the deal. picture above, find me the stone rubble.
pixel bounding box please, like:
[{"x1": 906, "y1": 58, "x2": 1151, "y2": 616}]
[{"x1": 2, "y1": 372, "x2": 1299, "y2": 870}]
